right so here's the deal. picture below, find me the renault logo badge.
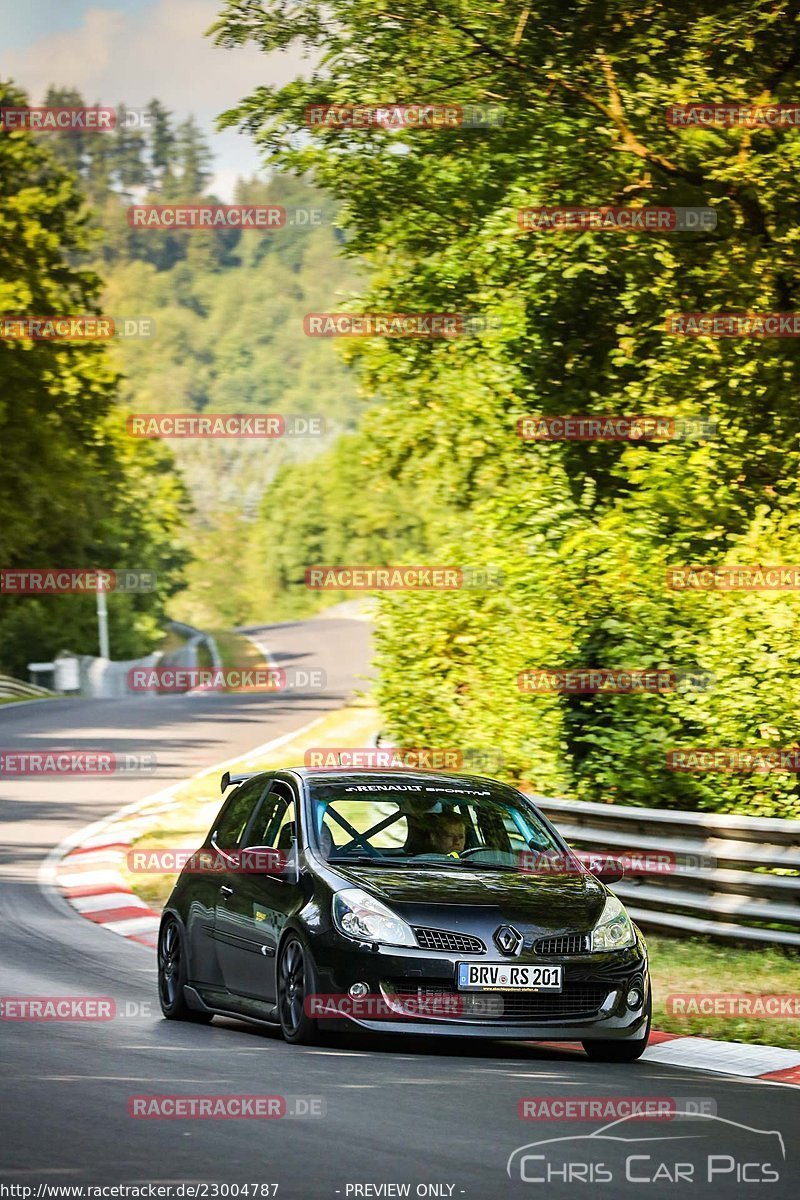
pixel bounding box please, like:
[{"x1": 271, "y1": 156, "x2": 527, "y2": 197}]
[{"x1": 494, "y1": 924, "x2": 522, "y2": 956}]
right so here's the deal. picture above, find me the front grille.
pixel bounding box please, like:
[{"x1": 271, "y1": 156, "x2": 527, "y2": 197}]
[
  {"x1": 391, "y1": 981, "x2": 610, "y2": 1022},
  {"x1": 413, "y1": 927, "x2": 486, "y2": 954},
  {"x1": 534, "y1": 934, "x2": 590, "y2": 956}
]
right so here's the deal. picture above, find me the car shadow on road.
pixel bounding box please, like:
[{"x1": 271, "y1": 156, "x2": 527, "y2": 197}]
[{"x1": 171, "y1": 1012, "x2": 588, "y2": 1064}]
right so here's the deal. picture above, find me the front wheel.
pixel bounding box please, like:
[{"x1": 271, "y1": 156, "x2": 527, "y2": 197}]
[
  {"x1": 157, "y1": 915, "x2": 211, "y2": 1023},
  {"x1": 582, "y1": 992, "x2": 651, "y2": 1062},
  {"x1": 277, "y1": 937, "x2": 320, "y2": 1045}
]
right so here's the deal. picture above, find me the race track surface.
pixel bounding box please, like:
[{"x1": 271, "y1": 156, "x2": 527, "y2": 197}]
[{"x1": 1, "y1": 617, "x2": 796, "y2": 1198}]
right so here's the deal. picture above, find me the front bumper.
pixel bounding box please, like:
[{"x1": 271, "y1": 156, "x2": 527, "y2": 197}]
[{"x1": 309, "y1": 928, "x2": 649, "y2": 1040}]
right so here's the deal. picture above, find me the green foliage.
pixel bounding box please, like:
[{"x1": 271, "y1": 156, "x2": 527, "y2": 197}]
[
  {"x1": 0, "y1": 80, "x2": 189, "y2": 676},
  {"x1": 169, "y1": 429, "x2": 431, "y2": 628},
  {"x1": 100, "y1": 172, "x2": 364, "y2": 624},
  {"x1": 34, "y1": 84, "x2": 365, "y2": 627},
  {"x1": 212, "y1": 0, "x2": 800, "y2": 816}
]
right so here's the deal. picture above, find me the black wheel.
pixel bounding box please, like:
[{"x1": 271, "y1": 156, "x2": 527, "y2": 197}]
[
  {"x1": 277, "y1": 936, "x2": 320, "y2": 1044},
  {"x1": 157, "y1": 916, "x2": 211, "y2": 1022},
  {"x1": 582, "y1": 990, "x2": 651, "y2": 1062}
]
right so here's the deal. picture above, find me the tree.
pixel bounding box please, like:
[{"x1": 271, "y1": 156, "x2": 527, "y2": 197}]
[
  {"x1": 112, "y1": 103, "x2": 148, "y2": 194},
  {"x1": 175, "y1": 115, "x2": 214, "y2": 195},
  {"x1": 42, "y1": 85, "x2": 89, "y2": 180},
  {"x1": 145, "y1": 98, "x2": 176, "y2": 193},
  {"x1": 210, "y1": 1, "x2": 800, "y2": 816},
  {"x1": 0, "y1": 79, "x2": 189, "y2": 676}
]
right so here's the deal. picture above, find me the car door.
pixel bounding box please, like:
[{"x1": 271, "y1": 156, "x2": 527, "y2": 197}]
[
  {"x1": 214, "y1": 777, "x2": 303, "y2": 1003},
  {"x1": 210, "y1": 775, "x2": 272, "y2": 986}
]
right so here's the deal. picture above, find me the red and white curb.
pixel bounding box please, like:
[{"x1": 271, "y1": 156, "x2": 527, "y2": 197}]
[
  {"x1": 53, "y1": 829, "x2": 165, "y2": 950},
  {"x1": 40, "y1": 721, "x2": 800, "y2": 1087},
  {"x1": 642, "y1": 1029, "x2": 800, "y2": 1087}
]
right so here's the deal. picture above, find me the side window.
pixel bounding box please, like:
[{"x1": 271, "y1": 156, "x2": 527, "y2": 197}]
[
  {"x1": 246, "y1": 781, "x2": 297, "y2": 850},
  {"x1": 502, "y1": 815, "x2": 527, "y2": 849},
  {"x1": 214, "y1": 778, "x2": 270, "y2": 850}
]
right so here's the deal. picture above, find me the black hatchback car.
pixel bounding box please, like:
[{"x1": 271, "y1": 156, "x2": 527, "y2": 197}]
[{"x1": 158, "y1": 768, "x2": 651, "y2": 1060}]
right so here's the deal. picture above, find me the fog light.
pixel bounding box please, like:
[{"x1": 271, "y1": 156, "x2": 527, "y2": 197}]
[
  {"x1": 349, "y1": 981, "x2": 369, "y2": 998},
  {"x1": 627, "y1": 987, "x2": 643, "y2": 1009}
]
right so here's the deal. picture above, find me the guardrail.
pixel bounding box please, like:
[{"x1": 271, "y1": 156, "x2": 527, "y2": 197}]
[
  {"x1": 0, "y1": 673, "x2": 54, "y2": 700},
  {"x1": 528, "y1": 794, "x2": 800, "y2": 948},
  {"x1": 167, "y1": 621, "x2": 222, "y2": 671}
]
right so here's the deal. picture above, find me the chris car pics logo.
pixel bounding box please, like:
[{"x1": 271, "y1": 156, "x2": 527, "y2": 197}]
[{"x1": 506, "y1": 1112, "x2": 785, "y2": 1185}]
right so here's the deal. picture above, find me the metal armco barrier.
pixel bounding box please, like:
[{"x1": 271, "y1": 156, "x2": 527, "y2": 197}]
[
  {"x1": 529, "y1": 794, "x2": 800, "y2": 947},
  {"x1": 167, "y1": 620, "x2": 222, "y2": 671},
  {"x1": 0, "y1": 673, "x2": 53, "y2": 699}
]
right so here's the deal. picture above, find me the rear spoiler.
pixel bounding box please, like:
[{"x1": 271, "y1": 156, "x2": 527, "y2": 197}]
[{"x1": 220, "y1": 770, "x2": 257, "y2": 794}]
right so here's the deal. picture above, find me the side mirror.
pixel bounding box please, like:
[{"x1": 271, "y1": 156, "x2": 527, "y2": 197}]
[
  {"x1": 239, "y1": 844, "x2": 300, "y2": 884},
  {"x1": 587, "y1": 856, "x2": 625, "y2": 885}
]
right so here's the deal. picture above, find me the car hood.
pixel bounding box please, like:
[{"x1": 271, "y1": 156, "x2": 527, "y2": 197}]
[{"x1": 337, "y1": 865, "x2": 608, "y2": 933}]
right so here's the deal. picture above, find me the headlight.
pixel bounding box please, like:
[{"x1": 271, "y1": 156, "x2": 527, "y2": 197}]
[
  {"x1": 332, "y1": 888, "x2": 416, "y2": 948},
  {"x1": 591, "y1": 894, "x2": 635, "y2": 951}
]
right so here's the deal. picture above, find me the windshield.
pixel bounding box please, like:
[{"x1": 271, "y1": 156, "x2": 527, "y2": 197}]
[{"x1": 305, "y1": 774, "x2": 566, "y2": 870}]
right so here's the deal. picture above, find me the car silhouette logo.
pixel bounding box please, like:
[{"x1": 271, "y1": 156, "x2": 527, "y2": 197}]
[
  {"x1": 506, "y1": 1112, "x2": 786, "y2": 1184},
  {"x1": 494, "y1": 924, "x2": 522, "y2": 956}
]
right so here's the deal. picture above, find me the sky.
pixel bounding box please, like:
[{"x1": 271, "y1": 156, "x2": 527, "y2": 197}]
[{"x1": 0, "y1": 0, "x2": 306, "y2": 199}]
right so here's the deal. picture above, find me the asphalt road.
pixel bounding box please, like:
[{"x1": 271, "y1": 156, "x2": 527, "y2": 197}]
[{"x1": 1, "y1": 615, "x2": 797, "y2": 1198}]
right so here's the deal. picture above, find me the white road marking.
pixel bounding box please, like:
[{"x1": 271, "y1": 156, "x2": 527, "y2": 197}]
[{"x1": 306, "y1": 1049, "x2": 370, "y2": 1057}]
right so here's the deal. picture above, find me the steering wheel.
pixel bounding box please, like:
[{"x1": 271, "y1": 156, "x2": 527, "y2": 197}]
[{"x1": 458, "y1": 846, "x2": 492, "y2": 860}]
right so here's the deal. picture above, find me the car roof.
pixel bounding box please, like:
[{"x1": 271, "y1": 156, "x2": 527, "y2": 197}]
[
  {"x1": 221, "y1": 767, "x2": 511, "y2": 796},
  {"x1": 287, "y1": 767, "x2": 500, "y2": 787}
]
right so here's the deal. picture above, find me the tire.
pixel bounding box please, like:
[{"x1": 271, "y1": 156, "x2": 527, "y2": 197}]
[
  {"x1": 582, "y1": 990, "x2": 651, "y2": 1062},
  {"x1": 277, "y1": 936, "x2": 321, "y2": 1045},
  {"x1": 157, "y1": 915, "x2": 212, "y2": 1023}
]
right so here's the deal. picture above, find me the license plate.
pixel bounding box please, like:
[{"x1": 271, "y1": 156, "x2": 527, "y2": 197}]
[{"x1": 456, "y1": 963, "x2": 562, "y2": 992}]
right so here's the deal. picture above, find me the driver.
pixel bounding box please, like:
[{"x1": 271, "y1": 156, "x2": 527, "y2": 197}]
[{"x1": 408, "y1": 811, "x2": 467, "y2": 857}]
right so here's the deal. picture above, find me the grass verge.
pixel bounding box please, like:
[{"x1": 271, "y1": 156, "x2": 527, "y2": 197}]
[{"x1": 648, "y1": 933, "x2": 799, "y2": 1047}]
